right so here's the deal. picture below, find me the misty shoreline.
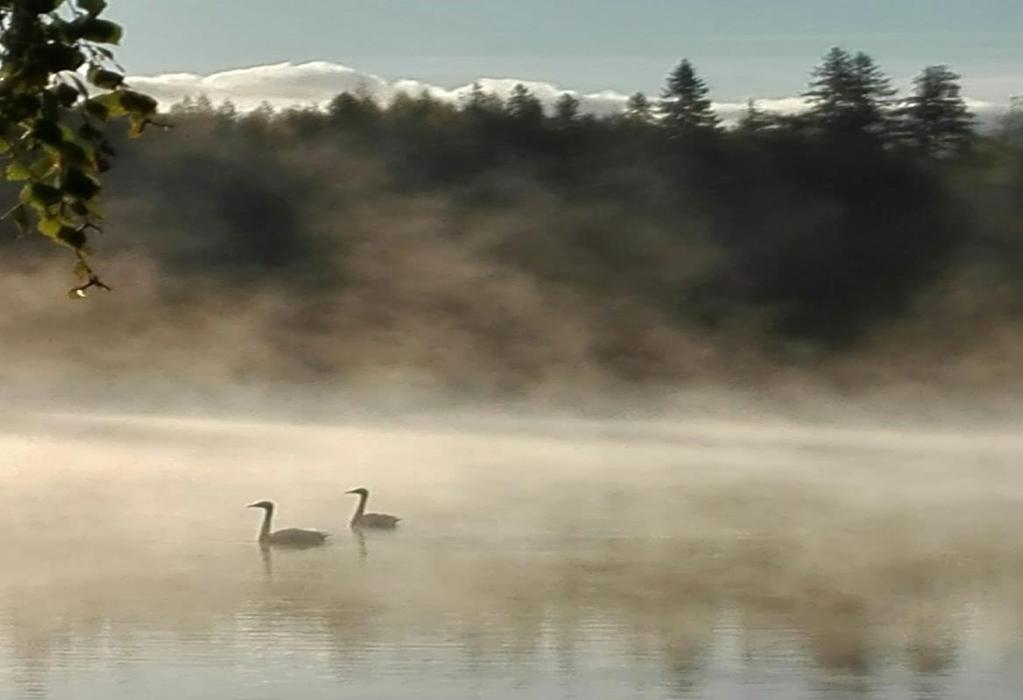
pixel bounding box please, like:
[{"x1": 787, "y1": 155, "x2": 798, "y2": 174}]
[{"x1": 6, "y1": 383, "x2": 1023, "y2": 447}]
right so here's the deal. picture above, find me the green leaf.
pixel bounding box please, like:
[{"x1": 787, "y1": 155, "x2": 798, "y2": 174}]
[
  {"x1": 30, "y1": 155, "x2": 58, "y2": 178},
  {"x1": 40, "y1": 45, "x2": 86, "y2": 73},
  {"x1": 119, "y1": 91, "x2": 158, "y2": 117},
  {"x1": 59, "y1": 141, "x2": 93, "y2": 168},
  {"x1": 78, "y1": 123, "x2": 104, "y2": 141},
  {"x1": 87, "y1": 67, "x2": 123, "y2": 90},
  {"x1": 62, "y1": 168, "x2": 101, "y2": 200},
  {"x1": 57, "y1": 226, "x2": 88, "y2": 249},
  {"x1": 31, "y1": 119, "x2": 64, "y2": 146},
  {"x1": 88, "y1": 92, "x2": 126, "y2": 119},
  {"x1": 84, "y1": 196, "x2": 104, "y2": 218},
  {"x1": 128, "y1": 116, "x2": 148, "y2": 138},
  {"x1": 27, "y1": 183, "x2": 63, "y2": 208},
  {"x1": 77, "y1": 0, "x2": 108, "y2": 15},
  {"x1": 5, "y1": 162, "x2": 32, "y2": 181},
  {"x1": 76, "y1": 18, "x2": 123, "y2": 45},
  {"x1": 68, "y1": 196, "x2": 105, "y2": 219},
  {"x1": 7, "y1": 157, "x2": 54, "y2": 182},
  {"x1": 54, "y1": 84, "x2": 81, "y2": 108},
  {"x1": 83, "y1": 99, "x2": 110, "y2": 121},
  {"x1": 37, "y1": 216, "x2": 64, "y2": 239}
]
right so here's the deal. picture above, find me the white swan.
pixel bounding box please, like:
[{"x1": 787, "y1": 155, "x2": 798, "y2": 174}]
[
  {"x1": 247, "y1": 500, "x2": 330, "y2": 547},
  {"x1": 346, "y1": 488, "x2": 401, "y2": 530}
]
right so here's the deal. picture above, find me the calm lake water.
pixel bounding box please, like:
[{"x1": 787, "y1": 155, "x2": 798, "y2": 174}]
[{"x1": 1, "y1": 410, "x2": 1022, "y2": 699}]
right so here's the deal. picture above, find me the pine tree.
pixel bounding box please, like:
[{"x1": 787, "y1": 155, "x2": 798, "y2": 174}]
[
  {"x1": 239, "y1": 101, "x2": 276, "y2": 136},
  {"x1": 897, "y1": 65, "x2": 974, "y2": 157},
  {"x1": 804, "y1": 48, "x2": 896, "y2": 139},
  {"x1": 553, "y1": 93, "x2": 581, "y2": 126},
  {"x1": 193, "y1": 93, "x2": 215, "y2": 114},
  {"x1": 252, "y1": 101, "x2": 275, "y2": 120},
  {"x1": 507, "y1": 83, "x2": 544, "y2": 124},
  {"x1": 849, "y1": 51, "x2": 896, "y2": 129},
  {"x1": 216, "y1": 100, "x2": 238, "y2": 120},
  {"x1": 461, "y1": 82, "x2": 505, "y2": 143},
  {"x1": 169, "y1": 95, "x2": 195, "y2": 116},
  {"x1": 624, "y1": 92, "x2": 654, "y2": 124},
  {"x1": 213, "y1": 99, "x2": 238, "y2": 134},
  {"x1": 737, "y1": 99, "x2": 775, "y2": 132},
  {"x1": 659, "y1": 60, "x2": 720, "y2": 136},
  {"x1": 328, "y1": 91, "x2": 382, "y2": 131},
  {"x1": 463, "y1": 82, "x2": 504, "y2": 117}
]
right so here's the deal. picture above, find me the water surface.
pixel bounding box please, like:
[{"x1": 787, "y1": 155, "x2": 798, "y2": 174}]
[{"x1": 2, "y1": 411, "x2": 1022, "y2": 699}]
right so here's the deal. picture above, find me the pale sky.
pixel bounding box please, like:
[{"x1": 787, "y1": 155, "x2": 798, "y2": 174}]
[{"x1": 109, "y1": 0, "x2": 1021, "y2": 103}]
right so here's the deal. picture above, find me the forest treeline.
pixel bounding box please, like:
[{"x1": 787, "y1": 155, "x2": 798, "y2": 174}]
[{"x1": 5, "y1": 48, "x2": 1023, "y2": 395}]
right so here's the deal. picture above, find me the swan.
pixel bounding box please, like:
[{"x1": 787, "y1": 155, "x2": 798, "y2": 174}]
[
  {"x1": 247, "y1": 500, "x2": 330, "y2": 547},
  {"x1": 346, "y1": 488, "x2": 401, "y2": 530}
]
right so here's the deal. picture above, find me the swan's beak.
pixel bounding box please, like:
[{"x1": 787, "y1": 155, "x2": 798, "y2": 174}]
[
  {"x1": 246, "y1": 502, "x2": 260, "y2": 508},
  {"x1": 345, "y1": 489, "x2": 358, "y2": 494}
]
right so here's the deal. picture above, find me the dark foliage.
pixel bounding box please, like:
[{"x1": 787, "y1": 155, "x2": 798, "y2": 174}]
[{"x1": 11, "y1": 49, "x2": 1017, "y2": 361}]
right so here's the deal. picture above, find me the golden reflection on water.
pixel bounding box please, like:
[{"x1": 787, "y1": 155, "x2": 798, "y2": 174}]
[{"x1": 1, "y1": 411, "x2": 1022, "y2": 699}]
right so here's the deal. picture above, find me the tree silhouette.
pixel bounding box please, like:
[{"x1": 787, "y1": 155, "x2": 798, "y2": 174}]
[
  {"x1": 328, "y1": 91, "x2": 382, "y2": 134},
  {"x1": 804, "y1": 48, "x2": 896, "y2": 140},
  {"x1": 553, "y1": 93, "x2": 581, "y2": 127},
  {"x1": 624, "y1": 92, "x2": 655, "y2": 124},
  {"x1": 737, "y1": 99, "x2": 775, "y2": 133},
  {"x1": 507, "y1": 83, "x2": 544, "y2": 124},
  {"x1": 659, "y1": 60, "x2": 720, "y2": 136},
  {"x1": 463, "y1": 82, "x2": 504, "y2": 117},
  {"x1": 897, "y1": 66, "x2": 974, "y2": 157}
]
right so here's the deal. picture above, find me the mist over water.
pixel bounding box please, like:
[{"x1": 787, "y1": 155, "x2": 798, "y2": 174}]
[
  {"x1": 3, "y1": 8, "x2": 1023, "y2": 699},
  {"x1": 2, "y1": 408, "x2": 1022, "y2": 699}
]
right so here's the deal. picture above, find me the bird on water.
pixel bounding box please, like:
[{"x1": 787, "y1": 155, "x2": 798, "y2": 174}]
[
  {"x1": 346, "y1": 488, "x2": 401, "y2": 530},
  {"x1": 247, "y1": 500, "x2": 330, "y2": 547}
]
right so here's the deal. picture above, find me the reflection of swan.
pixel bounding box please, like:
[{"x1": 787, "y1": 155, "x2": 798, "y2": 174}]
[
  {"x1": 353, "y1": 528, "x2": 368, "y2": 561},
  {"x1": 247, "y1": 500, "x2": 330, "y2": 547},
  {"x1": 346, "y1": 488, "x2": 400, "y2": 530},
  {"x1": 259, "y1": 542, "x2": 273, "y2": 578}
]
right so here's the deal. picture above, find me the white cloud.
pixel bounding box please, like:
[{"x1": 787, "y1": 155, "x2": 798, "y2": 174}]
[
  {"x1": 129, "y1": 61, "x2": 392, "y2": 110},
  {"x1": 129, "y1": 61, "x2": 637, "y2": 115},
  {"x1": 127, "y1": 60, "x2": 1009, "y2": 127}
]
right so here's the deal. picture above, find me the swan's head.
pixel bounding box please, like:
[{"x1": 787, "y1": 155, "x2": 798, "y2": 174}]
[
  {"x1": 346, "y1": 488, "x2": 369, "y2": 497},
  {"x1": 246, "y1": 500, "x2": 274, "y2": 510}
]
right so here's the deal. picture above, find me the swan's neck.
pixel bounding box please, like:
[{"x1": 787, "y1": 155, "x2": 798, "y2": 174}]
[
  {"x1": 258, "y1": 507, "x2": 273, "y2": 540},
  {"x1": 351, "y1": 492, "x2": 368, "y2": 525}
]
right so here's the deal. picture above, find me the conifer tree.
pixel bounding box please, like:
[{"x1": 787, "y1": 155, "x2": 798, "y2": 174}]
[
  {"x1": 659, "y1": 60, "x2": 720, "y2": 136},
  {"x1": 624, "y1": 92, "x2": 654, "y2": 124},
  {"x1": 553, "y1": 93, "x2": 581, "y2": 126},
  {"x1": 804, "y1": 48, "x2": 896, "y2": 139},
  {"x1": 507, "y1": 83, "x2": 544, "y2": 124},
  {"x1": 897, "y1": 65, "x2": 974, "y2": 157},
  {"x1": 737, "y1": 99, "x2": 775, "y2": 132}
]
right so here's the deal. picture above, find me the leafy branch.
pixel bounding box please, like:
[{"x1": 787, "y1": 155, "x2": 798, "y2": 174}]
[{"x1": 0, "y1": 0, "x2": 160, "y2": 296}]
